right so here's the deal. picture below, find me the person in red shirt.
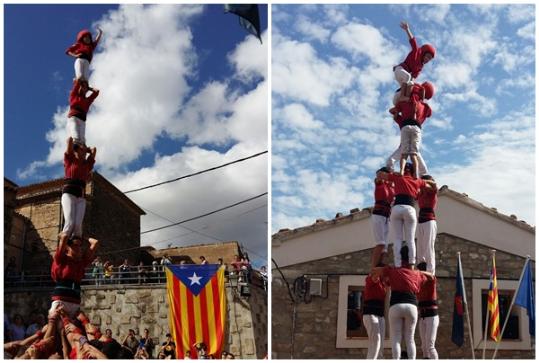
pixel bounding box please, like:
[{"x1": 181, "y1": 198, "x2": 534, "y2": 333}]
[
  {"x1": 66, "y1": 28, "x2": 103, "y2": 81},
  {"x1": 416, "y1": 262, "x2": 439, "y2": 359},
  {"x1": 387, "y1": 83, "x2": 434, "y2": 178},
  {"x1": 362, "y1": 265, "x2": 389, "y2": 359},
  {"x1": 371, "y1": 167, "x2": 394, "y2": 268},
  {"x1": 378, "y1": 164, "x2": 436, "y2": 268},
  {"x1": 61, "y1": 137, "x2": 96, "y2": 239},
  {"x1": 386, "y1": 82, "x2": 434, "y2": 179},
  {"x1": 393, "y1": 21, "x2": 436, "y2": 97},
  {"x1": 68, "y1": 79, "x2": 100, "y2": 146},
  {"x1": 416, "y1": 175, "x2": 438, "y2": 274},
  {"x1": 49, "y1": 232, "x2": 99, "y2": 320},
  {"x1": 372, "y1": 246, "x2": 434, "y2": 360}
]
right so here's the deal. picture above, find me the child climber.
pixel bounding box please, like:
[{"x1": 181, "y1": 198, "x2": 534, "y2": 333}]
[
  {"x1": 66, "y1": 28, "x2": 103, "y2": 81},
  {"x1": 68, "y1": 79, "x2": 99, "y2": 145},
  {"x1": 393, "y1": 22, "x2": 435, "y2": 104}
]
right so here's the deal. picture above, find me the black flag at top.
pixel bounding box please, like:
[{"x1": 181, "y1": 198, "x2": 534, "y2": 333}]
[{"x1": 224, "y1": 4, "x2": 262, "y2": 43}]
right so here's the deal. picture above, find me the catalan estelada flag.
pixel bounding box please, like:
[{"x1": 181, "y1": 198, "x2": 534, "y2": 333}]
[
  {"x1": 166, "y1": 264, "x2": 226, "y2": 359},
  {"x1": 487, "y1": 255, "x2": 501, "y2": 342}
]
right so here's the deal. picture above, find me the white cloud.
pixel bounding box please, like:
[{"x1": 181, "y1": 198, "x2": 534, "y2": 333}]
[
  {"x1": 420, "y1": 5, "x2": 451, "y2": 25},
  {"x1": 331, "y1": 23, "x2": 401, "y2": 68},
  {"x1": 493, "y1": 44, "x2": 534, "y2": 73},
  {"x1": 17, "y1": 4, "x2": 268, "y2": 262},
  {"x1": 111, "y1": 144, "x2": 268, "y2": 257},
  {"x1": 227, "y1": 31, "x2": 268, "y2": 81},
  {"x1": 506, "y1": 5, "x2": 535, "y2": 24},
  {"x1": 295, "y1": 15, "x2": 331, "y2": 43},
  {"x1": 428, "y1": 117, "x2": 453, "y2": 130},
  {"x1": 496, "y1": 73, "x2": 534, "y2": 95},
  {"x1": 434, "y1": 110, "x2": 535, "y2": 224},
  {"x1": 272, "y1": 34, "x2": 355, "y2": 106},
  {"x1": 281, "y1": 103, "x2": 323, "y2": 129},
  {"x1": 517, "y1": 21, "x2": 535, "y2": 40}
]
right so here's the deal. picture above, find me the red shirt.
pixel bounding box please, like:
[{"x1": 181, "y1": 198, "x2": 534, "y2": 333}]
[
  {"x1": 64, "y1": 152, "x2": 95, "y2": 182},
  {"x1": 418, "y1": 187, "x2": 437, "y2": 222},
  {"x1": 51, "y1": 247, "x2": 94, "y2": 288},
  {"x1": 397, "y1": 37, "x2": 426, "y2": 79},
  {"x1": 417, "y1": 276, "x2": 437, "y2": 304},
  {"x1": 68, "y1": 80, "x2": 99, "y2": 121},
  {"x1": 373, "y1": 180, "x2": 394, "y2": 216},
  {"x1": 66, "y1": 30, "x2": 98, "y2": 62},
  {"x1": 395, "y1": 100, "x2": 431, "y2": 126},
  {"x1": 364, "y1": 275, "x2": 387, "y2": 301},
  {"x1": 387, "y1": 173, "x2": 426, "y2": 199},
  {"x1": 383, "y1": 266, "x2": 427, "y2": 294}
]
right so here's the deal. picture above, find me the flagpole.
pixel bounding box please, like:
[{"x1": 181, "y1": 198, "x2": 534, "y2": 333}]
[
  {"x1": 491, "y1": 256, "x2": 531, "y2": 359},
  {"x1": 458, "y1": 252, "x2": 476, "y2": 359},
  {"x1": 482, "y1": 250, "x2": 495, "y2": 359}
]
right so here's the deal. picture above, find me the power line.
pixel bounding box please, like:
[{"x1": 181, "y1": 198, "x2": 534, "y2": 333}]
[
  {"x1": 140, "y1": 192, "x2": 268, "y2": 235},
  {"x1": 124, "y1": 150, "x2": 268, "y2": 194},
  {"x1": 142, "y1": 207, "x2": 224, "y2": 244}
]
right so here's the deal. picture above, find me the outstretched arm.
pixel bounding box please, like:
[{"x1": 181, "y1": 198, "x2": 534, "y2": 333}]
[
  {"x1": 419, "y1": 270, "x2": 435, "y2": 281},
  {"x1": 400, "y1": 21, "x2": 413, "y2": 40},
  {"x1": 423, "y1": 180, "x2": 437, "y2": 190},
  {"x1": 56, "y1": 232, "x2": 70, "y2": 260},
  {"x1": 95, "y1": 28, "x2": 103, "y2": 44},
  {"x1": 66, "y1": 137, "x2": 74, "y2": 156}
]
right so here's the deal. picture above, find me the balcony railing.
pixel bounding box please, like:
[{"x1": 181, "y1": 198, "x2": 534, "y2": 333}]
[{"x1": 4, "y1": 265, "x2": 267, "y2": 292}]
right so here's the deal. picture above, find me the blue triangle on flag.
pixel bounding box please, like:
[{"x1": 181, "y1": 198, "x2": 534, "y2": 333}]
[{"x1": 167, "y1": 264, "x2": 219, "y2": 296}]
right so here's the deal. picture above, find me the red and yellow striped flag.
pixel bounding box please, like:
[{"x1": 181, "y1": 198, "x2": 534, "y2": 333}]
[
  {"x1": 487, "y1": 255, "x2": 501, "y2": 342},
  {"x1": 166, "y1": 264, "x2": 227, "y2": 359}
]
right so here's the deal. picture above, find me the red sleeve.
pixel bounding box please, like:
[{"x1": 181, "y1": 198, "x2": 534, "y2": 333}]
[
  {"x1": 424, "y1": 103, "x2": 432, "y2": 118},
  {"x1": 86, "y1": 155, "x2": 96, "y2": 169},
  {"x1": 54, "y1": 247, "x2": 66, "y2": 265},
  {"x1": 415, "y1": 178, "x2": 427, "y2": 189},
  {"x1": 69, "y1": 80, "x2": 79, "y2": 104},
  {"x1": 64, "y1": 152, "x2": 74, "y2": 165},
  {"x1": 409, "y1": 37, "x2": 418, "y2": 51},
  {"x1": 66, "y1": 43, "x2": 78, "y2": 55},
  {"x1": 87, "y1": 90, "x2": 99, "y2": 104}
]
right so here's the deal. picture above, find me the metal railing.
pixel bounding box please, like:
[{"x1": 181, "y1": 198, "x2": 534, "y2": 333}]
[{"x1": 4, "y1": 265, "x2": 268, "y2": 291}]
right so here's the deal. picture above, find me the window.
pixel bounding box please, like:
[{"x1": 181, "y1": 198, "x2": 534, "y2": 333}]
[
  {"x1": 336, "y1": 275, "x2": 390, "y2": 349},
  {"x1": 472, "y1": 279, "x2": 533, "y2": 350}
]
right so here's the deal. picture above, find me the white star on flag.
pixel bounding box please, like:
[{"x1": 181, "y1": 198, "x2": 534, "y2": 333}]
[{"x1": 188, "y1": 272, "x2": 203, "y2": 286}]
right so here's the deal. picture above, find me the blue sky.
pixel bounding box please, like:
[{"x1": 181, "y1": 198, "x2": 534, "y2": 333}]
[
  {"x1": 272, "y1": 4, "x2": 535, "y2": 232},
  {"x1": 4, "y1": 4, "x2": 268, "y2": 267}
]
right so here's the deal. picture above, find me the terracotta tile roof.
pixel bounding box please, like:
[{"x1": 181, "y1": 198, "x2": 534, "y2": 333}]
[{"x1": 273, "y1": 185, "x2": 534, "y2": 243}]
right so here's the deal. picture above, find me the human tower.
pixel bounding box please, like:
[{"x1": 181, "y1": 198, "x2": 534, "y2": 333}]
[{"x1": 364, "y1": 22, "x2": 440, "y2": 360}]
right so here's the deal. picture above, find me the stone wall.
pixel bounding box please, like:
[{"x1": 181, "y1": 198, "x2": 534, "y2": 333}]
[
  {"x1": 15, "y1": 200, "x2": 61, "y2": 272},
  {"x1": 272, "y1": 233, "x2": 534, "y2": 359},
  {"x1": 84, "y1": 177, "x2": 142, "y2": 265},
  {"x1": 5, "y1": 283, "x2": 267, "y2": 359},
  {"x1": 9, "y1": 173, "x2": 144, "y2": 273}
]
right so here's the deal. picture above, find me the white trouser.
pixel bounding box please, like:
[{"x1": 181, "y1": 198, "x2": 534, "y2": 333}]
[
  {"x1": 363, "y1": 314, "x2": 385, "y2": 359},
  {"x1": 386, "y1": 146, "x2": 428, "y2": 176},
  {"x1": 61, "y1": 193, "x2": 86, "y2": 238},
  {"x1": 74, "y1": 58, "x2": 90, "y2": 81},
  {"x1": 49, "y1": 300, "x2": 80, "y2": 319},
  {"x1": 418, "y1": 315, "x2": 439, "y2": 359},
  {"x1": 67, "y1": 116, "x2": 86, "y2": 144},
  {"x1": 390, "y1": 205, "x2": 417, "y2": 267},
  {"x1": 416, "y1": 220, "x2": 437, "y2": 274},
  {"x1": 389, "y1": 303, "x2": 418, "y2": 359},
  {"x1": 400, "y1": 125, "x2": 422, "y2": 155},
  {"x1": 371, "y1": 214, "x2": 389, "y2": 251},
  {"x1": 394, "y1": 66, "x2": 413, "y2": 87}
]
